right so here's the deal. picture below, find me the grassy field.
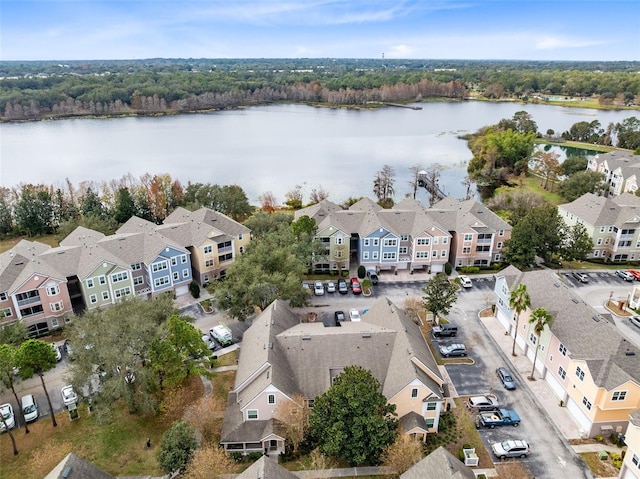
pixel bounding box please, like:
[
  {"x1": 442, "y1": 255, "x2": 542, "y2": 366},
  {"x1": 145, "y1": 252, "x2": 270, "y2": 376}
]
[{"x1": 493, "y1": 175, "x2": 565, "y2": 206}]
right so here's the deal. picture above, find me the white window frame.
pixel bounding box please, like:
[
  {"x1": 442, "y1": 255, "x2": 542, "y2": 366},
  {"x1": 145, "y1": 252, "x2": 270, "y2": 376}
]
[
  {"x1": 2, "y1": 308, "x2": 13, "y2": 317},
  {"x1": 50, "y1": 301, "x2": 64, "y2": 312},
  {"x1": 152, "y1": 261, "x2": 168, "y2": 273},
  {"x1": 576, "y1": 366, "x2": 585, "y2": 381},
  {"x1": 247, "y1": 409, "x2": 258, "y2": 420},
  {"x1": 0, "y1": 292, "x2": 7, "y2": 301},
  {"x1": 268, "y1": 394, "x2": 276, "y2": 405},
  {"x1": 411, "y1": 388, "x2": 418, "y2": 398},
  {"x1": 173, "y1": 271, "x2": 179, "y2": 281},
  {"x1": 171, "y1": 257, "x2": 178, "y2": 266},
  {"x1": 133, "y1": 276, "x2": 144, "y2": 286},
  {"x1": 102, "y1": 291, "x2": 109, "y2": 300},
  {"x1": 89, "y1": 294, "x2": 98, "y2": 304},
  {"x1": 154, "y1": 276, "x2": 170, "y2": 288},
  {"x1": 364, "y1": 238, "x2": 370, "y2": 246},
  {"x1": 558, "y1": 366, "x2": 566, "y2": 380},
  {"x1": 87, "y1": 278, "x2": 95, "y2": 288},
  {"x1": 559, "y1": 343, "x2": 567, "y2": 356},
  {"x1": 363, "y1": 252, "x2": 369, "y2": 260},
  {"x1": 372, "y1": 252, "x2": 379, "y2": 259},
  {"x1": 182, "y1": 269, "x2": 189, "y2": 278},
  {"x1": 203, "y1": 245, "x2": 213, "y2": 254},
  {"x1": 99, "y1": 275, "x2": 106, "y2": 285},
  {"x1": 181, "y1": 254, "x2": 187, "y2": 263},
  {"x1": 373, "y1": 238, "x2": 379, "y2": 246},
  {"x1": 46, "y1": 284, "x2": 60, "y2": 296},
  {"x1": 131, "y1": 263, "x2": 141, "y2": 271},
  {"x1": 464, "y1": 233, "x2": 473, "y2": 241},
  {"x1": 335, "y1": 237, "x2": 344, "y2": 245},
  {"x1": 612, "y1": 391, "x2": 627, "y2": 401}
]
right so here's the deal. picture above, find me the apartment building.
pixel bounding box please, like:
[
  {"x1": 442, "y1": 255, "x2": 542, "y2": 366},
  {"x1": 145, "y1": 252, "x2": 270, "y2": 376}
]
[
  {"x1": 620, "y1": 410, "x2": 640, "y2": 479},
  {"x1": 587, "y1": 151, "x2": 640, "y2": 197}
]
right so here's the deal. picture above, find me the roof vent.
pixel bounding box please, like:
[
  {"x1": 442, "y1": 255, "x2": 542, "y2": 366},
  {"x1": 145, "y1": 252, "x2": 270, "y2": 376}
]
[
  {"x1": 592, "y1": 316, "x2": 601, "y2": 322},
  {"x1": 302, "y1": 336, "x2": 311, "y2": 341},
  {"x1": 554, "y1": 283, "x2": 560, "y2": 288},
  {"x1": 362, "y1": 333, "x2": 371, "y2": 338},
  {"x1": 572, "y1": 298, "x2": 580, "y2": 304},
  {"x1": 625, "y1": 350, "x2": 635, "y2": 356},
  {"x1": 62, "y1": 466, "x2": 73, "y2": 479}
]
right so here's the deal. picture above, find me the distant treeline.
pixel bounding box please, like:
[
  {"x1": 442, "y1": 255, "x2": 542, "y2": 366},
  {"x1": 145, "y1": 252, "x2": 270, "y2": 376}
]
[{"x1": 1, "y1": 58, "x2": 640, "y2": 121}]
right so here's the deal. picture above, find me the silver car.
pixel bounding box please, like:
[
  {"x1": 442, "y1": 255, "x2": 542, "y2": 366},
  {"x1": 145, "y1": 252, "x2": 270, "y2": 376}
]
[
  {"x1": 61, "y1": 385, "x2": 77, "y2": 407},
  {"x1": 491, "y1": 439, "x2": 530, "y2": 459}
]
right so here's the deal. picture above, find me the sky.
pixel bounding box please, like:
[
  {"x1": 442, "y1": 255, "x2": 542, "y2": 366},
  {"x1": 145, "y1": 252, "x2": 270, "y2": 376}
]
[{"x1": 1, "y1": 0, "x2": 639, "y2": 62}]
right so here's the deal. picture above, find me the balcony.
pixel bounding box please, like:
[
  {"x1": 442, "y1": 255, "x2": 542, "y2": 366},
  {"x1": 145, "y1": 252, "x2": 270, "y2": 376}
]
[{"x1": 16, "y1": 293, "x2": 42, "y2": 307}]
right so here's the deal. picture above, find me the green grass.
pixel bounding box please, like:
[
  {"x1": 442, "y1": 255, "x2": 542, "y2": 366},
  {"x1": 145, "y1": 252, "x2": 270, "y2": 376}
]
[
  {"x1": 494, "y1": 175, "x2": 565, "y2": 206},
  {"x1": 0, "y1": 234, "x2": 60, "y2": 253},
  {"x1": 534, "y1": 138, "x2": 618, "y2": 153}
]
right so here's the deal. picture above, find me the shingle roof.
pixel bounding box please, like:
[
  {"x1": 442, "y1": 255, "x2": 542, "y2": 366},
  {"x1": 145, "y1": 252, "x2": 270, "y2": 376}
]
[
  {"x1": 235, "y1": 456, "x2": 300, "y2": 479},
  {"x1": 44, "y1": 452, "x2": 115, "y2": 479},
  {"x1": 221, "y1": 392, "x2": 286, "y2": 445},
  {"x1": 400, "y1": 411, "x2": 429, "y2": 433},
  {"x1": 59, "y1": 226, "x2": 106, "y2": 247},
  {"x1": 559, "y1": 192, "x2": 640, "y2": 227},
  {"x1": 164, "y1": 206, "x2": 250, "y2": 245},
  {"x1": 431, "y1": 197, "x2": 510, "y2": 233},
  {"x1": 294, "y1": 199, "x2": 343, "y2": 222},
  {"x1": 400, "y1": 446, "x2": 475, "y2": 479},
  {"x1": 630, "y1": 409, "x2": 640, "y2": 427}
]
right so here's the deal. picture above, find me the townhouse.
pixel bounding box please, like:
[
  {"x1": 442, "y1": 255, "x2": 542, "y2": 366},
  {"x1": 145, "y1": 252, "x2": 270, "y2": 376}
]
[
  {"x1": 558, "y1": 192, "x2": 640, "y2": 261},
  {"x1": 0, "y1": 207, "x2": 248, "y2": 335},
  {"x1": 494, "y1": 266, "x2": 640, "y2": 437},
  {"x1": 620, "y1": 410, "x2": 640, "y2": 479},
  {"x1": 295, "y1": 197, "x2": 458, "y2": 274},
  {"x1": 221, "y1": 296, "x2": 447, "y2": 455},
  {"x1": 162, "y1": 207, "x2": 251, "y2": 283},
  {"x1": 587, "y1": 151, "x2": 640, "y2": 197}
]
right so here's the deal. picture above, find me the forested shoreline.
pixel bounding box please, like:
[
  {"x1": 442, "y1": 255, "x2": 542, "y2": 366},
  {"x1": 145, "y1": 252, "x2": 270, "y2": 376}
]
[{"x1": 2, "y1": 58, "x2": 639, "y2": 121}]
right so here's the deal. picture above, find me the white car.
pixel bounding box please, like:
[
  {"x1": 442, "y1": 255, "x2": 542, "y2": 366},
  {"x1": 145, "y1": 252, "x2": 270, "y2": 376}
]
[
  {"x1": 314, "y1": 281, "x2": 325, "y2": 296},
  {"x1": 51, "y1": 343, "x2": 62, "y2": 361},
  {"x1": 616, "y1": 270, "x2": 635, "y2": 281},
  {"x1": 0, "y1": 403, "x2": 16, "y2": 431},
  {"x1": 202, "y1": 334, "x2": 217, "y2": 350},
  {"x1": 326, "y1": 281, "x2": 336, "y2": 293},
  {"x1": 349, "y1": 309, "x2": 361, "y2": 322},
  {"x1": 459, "y1": 275, "x2": 472, "y2": 288},
  {"x1": 491, "y1": 439, "x2": 530, "y2": 459},
  {"x1": 61, "y1": 385, "x2": 78, "y2": 407}
]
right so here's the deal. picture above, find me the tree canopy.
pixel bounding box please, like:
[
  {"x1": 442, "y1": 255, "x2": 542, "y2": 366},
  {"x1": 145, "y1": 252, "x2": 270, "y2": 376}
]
[
  {"x1": 157, "y1": 420, "x2": 198, "y2": 474},
  {"x1": 504, "y1": 206, "x2": 565, "y2": 267},
  {"x1": 421, "y1": 273, "x2": 458, "y2": 320},
  {"x1": 309, "y1": 365, "x2": 397, "y2": 466}
]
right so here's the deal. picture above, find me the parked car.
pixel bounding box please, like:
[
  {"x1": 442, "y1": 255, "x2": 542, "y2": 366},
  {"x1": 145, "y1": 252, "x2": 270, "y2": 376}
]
[
  {"x1": 0, "y1": 403, "x2": 16, "y2": 431},
  {"x1": 616, "y1": 270, "x2": 635, "y2": 281},
  {"x1": 491, "y1": 439, "x2": 530, "y2": 459},
  {"x1": 314, "y1": 281, "x2": 325, "y2": 296},
  {"x1": 202, "y1": 334, "x2": 217, "y2": 350},
  {"x1": 496, "y1": 366, "x2": 517, "y2": 390},
  {"x1": 210, "y1": 325, "x2": 233, "y2": 347},
  {"x1": 628, "y1": 270, "x2": 640, "y2": 281},
  {"x1": 459, "y1": 275, "x2": 472, "y2": 288},
  {"x1": 571, "y1": 271, "x2": 589, "y2": 283},
  {"x1": 439, "y1": 343, "x2": 467, "y2": 357},
  {"x1": 432, "y1": 323, "x2": 458, "y2": 337},
  {"x1": 350, "y1": 278, "x2": 362, "y2": 295},
  {"x1": 349, "y1": 309, "x2": 361, "y2": 321},
  {"x1": 64, "y1": 340, "x2": 74, "y2": 360},
  {"x1": 21, "y1": 394, "x2": 38, "y2": 423},
  {"x1": 334, "y1": 311, "x2": 345, "y2": 322},
  {"x1": 465, "y1": 394, "x2": 499, "y2": 411},
  {"x1": 337, "y1": 279, "x2": 349, "y2": 294},
  {"x1": 326, "y1": 281, "x2": 336, "y2": 293},
  {"x1": 366, "y1": 268, "x2": 379, "y2": 285},
  {"x1": 61, "y1": 385, "x2": 77, "y2": 407},
  {"x1": 51, "y1": 343, "x2": 62, "y2": 361},
  {"x1": 630, "y1": 316, "x2": 640, "y2": 329}
]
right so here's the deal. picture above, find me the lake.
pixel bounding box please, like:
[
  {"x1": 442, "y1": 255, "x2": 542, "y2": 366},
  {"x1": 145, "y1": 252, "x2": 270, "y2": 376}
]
[{"x1": 0, "y1": 102, "x2": 636, "y2": 205}]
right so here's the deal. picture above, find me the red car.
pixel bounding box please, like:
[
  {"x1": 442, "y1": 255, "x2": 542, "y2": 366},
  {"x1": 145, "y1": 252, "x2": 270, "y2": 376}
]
[
  {"x1": 628, "y1": 270, "x2": 640, "y2": 281},
  {"x1": 350, "y1": 278, "x2": 362, "y2": 294}
]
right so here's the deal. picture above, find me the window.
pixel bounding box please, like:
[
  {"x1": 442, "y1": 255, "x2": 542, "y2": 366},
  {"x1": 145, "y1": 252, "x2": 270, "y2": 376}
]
[
  {"x1": 2, "y1": 308, "x2": 12, "y2": 318},
  {"x1": 171, "y1": 257, "x2": 178, "y2": 266},
  {"x1": 411, "y1": 388, "x2": 418, "y2": 398},
  {"x1": 597, "y1": 238, "x2": 603, "y2": 245},
  {"x1": 425, "y1": 418, "x2": 435, "y2": 428},
  {"x1": 476, "y1": 245, "x2": 490, "y2": 252},
  {"x1": 239, "y1": 246, "x2": 244, "y2": 254},
  {"x1": 417, "y1": 238, "x2": 430, "y2": 245},
  {"x1": 559, "y1": 343, "x2": 567, "y2": 356},
  {"x1": 102, "y1": 291, "x2": 109, "y2": 300},
  {"x1": 416, "y1": 251, "x2": 429, "y2": 258},
  {"x1": 401, "y1": 235, "x2": 409, "y2": 241},
  {"x1": 247, "y1": 410, "x2": 258, "y2": 420},
  {"x1": 497, "y1": 242, "x2": 503, "y2": 249},
  {"x1": 50, "y1": 301, "x2": 64, "y2": 312},
  {"x1": 363, "y1": 252, "x2": 369, "y2": 260},
  {"x1": 426, "y1": 402, "x2": 437, "y2": 411},
  {"x1": 600, "y1": 226, "x2": 605, "y2": 233},
  {"x1": 114, "y1": 287, "x2": 131, "y2": 298},
  {"x1": 441, "y1": 250, "x2": 447, "y2": 257},
  {"x1": 218, "y1": 253, "x2": 233, "y2": 262},
  {"x1": 499, "y1": 229, "x2": 504, "y2": 236},
  {"x1": 632, "y1": 453, "x2": 639, "y2": 468},
  {"x1": 205, "y1": 259, "x2": 214, "y2": 268},
  {"x1": 582, "y1": 397, "x2": 592, "y2": 410},
  {"x1": 462, "y1": 247, "x2": 471, "y2": 254},
  {"x1": 238, "y1": 233, "x2": 243, "y2": 240},
  {"x1": 268, "y1": 394, "x2": 276, "y2": 405},
  {"x1": 183, "y1": 269, "x2": 189, "y2": 278},
  {"x1": 399, "y1": 246, "x2": 408, "y2": 254},
  {"x1": 443, "y1": 237, "x2": 448, "y2": 244},
  {"x1": 51, "y1": 318, "x2": 59, "y2": 328},
  {"x1": 558, "y1": 366, "x2": 566, "y2": 380},
  {"x1": 372, "y1": 252, "x2": 379, "y2": 259},
  {"x1": 46, "y1": 284, "x2": 59, "y2": 296},
  {"x1": 87, "y1": 278, "x2": 95, "y2": 288},
  {"x1": 612, "y1": 391, "x2": 627, "y2": 401},
  {"x1": 529, "y1": 333, "x2": 537, "y2": 345},
  {"x1": 0, "y1": 292, "x2": 7, "y2": 301},
  {"x1": 364, "y1": 239, "x2": 370, "y2": 246},
  {"x1": 99, "y1": 275, "x2": 106, "y2": 285},
  {"x1": 181, "y1": 254, "x2": 187, "y2": 263},
  {"x1": 203, "y1": 245, "x2": 213, "y2": 254},
  {"x1": 133, "y1": 276, "x2": 144, "y2": 286},
  {"x1": 383, "y1": 238, "x2": 397, "y2": 247},
  {"x1": 111, "y1": 272, "x2": 128, "y2": 283},
  {"x1": 463, "y1": 234, "x2": 473, "y2": 241},
  {"x1": 154, "y1": 276, "x2": 170, "y2": 288},
  {"x1": 608, "y1": 226, "x2": 614, "y2": 233},
  {"x1": 373, "y1": 238, "x2": 379, "y2": 246},
  {"x1": 335, "y1": 237, "x2": 344, "y2": 245},
  {"x1": 335, "y1": 250, "x2": 343, "y2": 258},
  {"x1": 152, "y1": 261, "x2": 168, "y2": 272},
  {"x1": 576, "y1": 366, "x2": 585, "y2": 381},
  {"x1": 594, "y1": 250, "x2": 600, "y2": 257},
  {"x1": 432, "y1": 250, "x2": 437, "y2": 257},
  {"x1": 433, "y1": 237, "x2": 439, "y2": 245},
  {"x1": 89, "y1": 294, "x2": 97, "y2": 304},
  {"x1": 382, "y1": 252, "x2": 397, "y2": 260},
  {"x1": 131, "y1": 263, "x2": 141, "y2": 270},
  {"x1": 173, "y1": 272, "x2": 179, "y2": 281},
  {"x1": 495, "y1": 253, "x2": 501, "y2": 261}
]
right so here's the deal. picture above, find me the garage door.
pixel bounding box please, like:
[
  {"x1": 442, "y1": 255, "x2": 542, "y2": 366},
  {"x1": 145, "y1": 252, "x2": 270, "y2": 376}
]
[
  {"x1": 566, "y1": 397, "x2": 592, "y2": 436},
  {"x1": 546, "y1": 372, "x2": 566, "y2": 400},
  {"x1": 175, "y1": 285, "x2": 189, "y2": 296},
  {"x1": 431, "y1": 264, "x2": 444, "y2": 273}
]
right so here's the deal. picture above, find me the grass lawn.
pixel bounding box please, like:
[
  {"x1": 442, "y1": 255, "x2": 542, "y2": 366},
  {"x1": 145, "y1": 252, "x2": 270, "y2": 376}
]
[
  {"x1": 0, "y1": 373, "x2": 205, "y2": 479},
  {"x1": 579, "y1": 452, "x2": 621, "y2": 477},
  {"x1": 0, "y1": 234, "x2": 59, "y2": 253}
]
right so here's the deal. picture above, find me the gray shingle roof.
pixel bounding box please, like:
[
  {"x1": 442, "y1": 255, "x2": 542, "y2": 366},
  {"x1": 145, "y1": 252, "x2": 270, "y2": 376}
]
[
  {"x1": 400, "y1": 446, "x2": 475, "y2": 479},
  {"x1": 431, "y1": 196, "x2": 511, "y2": 233},
  {"x1": 399, "y1": 410, "x2": 428, "y2": 433},
  {"x1": 630, "y1": 409, "x2": 640, "y2": 427},
  {"x1": 163, "y1": 206, "x2": 250, "y2": 246},
  {"x1": 559, "y1": 192, "x2": 640, "y2": 228},
  {"x1": 44, "y1": 452, "x2": 115, "y2": 479},
  {"x1": 235, "y1": 456, "x2": 300, "y2": 479}
]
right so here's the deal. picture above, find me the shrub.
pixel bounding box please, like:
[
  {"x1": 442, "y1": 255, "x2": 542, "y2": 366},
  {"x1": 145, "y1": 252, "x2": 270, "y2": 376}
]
[
  {"x1": 357, "y1": 265, "x2": 366, "y2": 279},
  {"x1": 444, "y1": 262, "x2": 452, "y2": 275},
  {"x1": 189, "y1": 280, "x2": 200, "y2": 298}
]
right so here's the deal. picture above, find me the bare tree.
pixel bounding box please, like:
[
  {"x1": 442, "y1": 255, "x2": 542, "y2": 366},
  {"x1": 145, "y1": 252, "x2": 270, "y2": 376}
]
[
  {"x1": 309, "y1": 186, "x2": 329, "y2": 204},
  {"x1": 380, "y1": 432, "x2": 424, "y2": 475},
  {"x1": 408, "y1": 164, "x2": 423, "y2": 199},
  {"x1": 183, "y1": 444, "x2": 236, "y2": 479},
  {"x1": 373, "y1": 164, "x2": 396, "y2": 202},
  {"x1": 274, "y1": 393, "x2": 310, "y2": 455},
  {"x1": 258, "y1": 191, "x2": 278, "y2": 213},
  {"x1": 285, "y1": 185, "x2": 304, "y2": 210}
]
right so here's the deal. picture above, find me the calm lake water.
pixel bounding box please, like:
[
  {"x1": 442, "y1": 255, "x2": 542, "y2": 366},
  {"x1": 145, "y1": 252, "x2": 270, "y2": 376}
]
[{"x1": 0, "y1": 102, "x2": 636, "y2": 205}]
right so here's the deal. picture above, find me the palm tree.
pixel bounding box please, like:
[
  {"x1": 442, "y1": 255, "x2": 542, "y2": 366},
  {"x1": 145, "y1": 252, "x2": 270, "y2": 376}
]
[
  {"x1": 509, "y1": 283, "x2": 531, "y2": 356},
  {"x1": 528, "y1": 308, "x2": 553, "y2": 380}
]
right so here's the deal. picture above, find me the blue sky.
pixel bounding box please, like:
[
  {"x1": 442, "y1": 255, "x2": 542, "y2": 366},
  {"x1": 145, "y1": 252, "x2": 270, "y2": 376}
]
[{"x1": 1, "y1": 0, "x2": 639, "y2": 61}]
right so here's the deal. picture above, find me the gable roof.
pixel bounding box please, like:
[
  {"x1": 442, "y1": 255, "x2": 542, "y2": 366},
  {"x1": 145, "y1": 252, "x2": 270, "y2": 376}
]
[
  {"x1": 44, "y1": 452, "x2": 115, "y2": 479},
  {"x1": 163, "y1": 206, "x2": 250, "y2": 246},
  {"x1": 235, "y1": 455, "x2": 300, "y2": 479},
  {"x1": 559, "y1": 192, "x2": 640, "y2": 227},
  {"x1": 400, "y1": 446, "x2": 475, "y2": 479},
  {"x1": 431, "y1": 197, "x2": 511, "y2": 233}
]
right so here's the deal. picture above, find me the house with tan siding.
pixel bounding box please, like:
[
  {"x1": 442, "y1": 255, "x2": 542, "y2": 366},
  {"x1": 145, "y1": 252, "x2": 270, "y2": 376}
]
[
  {"x1": 620, "y1": 410, "x2": 640, "y2": 479},
  {"x1": 587, "y1": 151, "x2": 640, "y2": 197},
  {"x1": 221, "y1": 296, "x2": 446, "y2": 455},
  {"x1": 494, "y1": 266, "x2": 640, "y2": 437}
]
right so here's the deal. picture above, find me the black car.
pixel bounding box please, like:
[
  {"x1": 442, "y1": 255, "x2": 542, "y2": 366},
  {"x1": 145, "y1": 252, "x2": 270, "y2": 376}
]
[
  {"x1": 334, "y1": 311, "x2": 346, "y2": 322},
  {"x1": 337, "y1": 279, "x2": 348, "y2": 294}
]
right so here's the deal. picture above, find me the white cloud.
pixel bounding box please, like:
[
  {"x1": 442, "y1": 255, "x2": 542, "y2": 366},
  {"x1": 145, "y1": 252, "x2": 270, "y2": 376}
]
[
  {"x1": 387, "y1": 44, "x2": 413, "y2": 57},
  {"x1": 535, "y1": 35, "x2": 609, "y2": 50}
]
